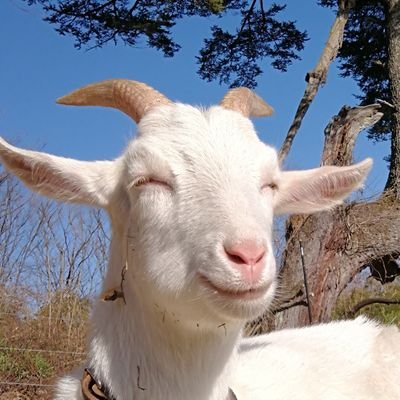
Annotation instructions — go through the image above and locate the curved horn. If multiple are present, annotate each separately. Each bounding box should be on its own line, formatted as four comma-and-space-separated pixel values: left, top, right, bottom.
220, 87, 274, 118
57, 79, 171, 123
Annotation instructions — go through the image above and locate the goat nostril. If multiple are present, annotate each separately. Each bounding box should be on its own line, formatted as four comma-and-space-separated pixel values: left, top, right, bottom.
224, 243, 266, 266
226, 252, 247, 265
254, 250, 265, 264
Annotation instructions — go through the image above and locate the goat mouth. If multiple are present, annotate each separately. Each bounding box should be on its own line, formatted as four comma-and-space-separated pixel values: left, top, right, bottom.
198, 274, 269, 300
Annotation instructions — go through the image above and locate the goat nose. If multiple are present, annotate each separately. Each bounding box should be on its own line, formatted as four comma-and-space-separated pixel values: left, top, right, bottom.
224, 241, 266, 266
224, 240, 266, 284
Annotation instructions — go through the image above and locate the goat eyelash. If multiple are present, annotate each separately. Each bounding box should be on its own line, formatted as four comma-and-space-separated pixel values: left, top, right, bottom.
132, 176, 151, 187
129, 176, 172, 190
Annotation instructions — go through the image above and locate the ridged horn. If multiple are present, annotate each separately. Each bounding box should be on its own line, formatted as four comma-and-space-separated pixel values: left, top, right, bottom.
57, 79, 171, 123
220, 87, 274, 118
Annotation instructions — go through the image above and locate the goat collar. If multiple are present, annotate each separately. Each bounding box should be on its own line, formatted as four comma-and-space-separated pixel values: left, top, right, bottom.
81, 368, 238, 400
81, 368, 115, 400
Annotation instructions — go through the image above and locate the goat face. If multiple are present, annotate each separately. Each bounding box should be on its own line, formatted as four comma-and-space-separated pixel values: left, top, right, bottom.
0, 79, 372, 327
122, 104, 279, 322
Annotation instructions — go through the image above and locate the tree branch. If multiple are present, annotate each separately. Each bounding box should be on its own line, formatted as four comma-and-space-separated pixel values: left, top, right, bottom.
349, 297, 400, 317
238, 0, 257, 35
279, 0, 356, 162
272, 298, 308, 314
270, 285, 306, 315
259, 0, 266, 25
345, 197, 400, 261
321, 103, 384, 166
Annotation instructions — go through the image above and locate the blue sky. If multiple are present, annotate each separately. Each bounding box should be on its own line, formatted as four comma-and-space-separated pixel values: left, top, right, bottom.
0, 0, 389, 195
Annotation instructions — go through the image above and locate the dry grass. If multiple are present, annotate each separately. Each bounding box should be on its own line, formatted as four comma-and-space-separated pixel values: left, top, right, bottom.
0, 288, 89, 399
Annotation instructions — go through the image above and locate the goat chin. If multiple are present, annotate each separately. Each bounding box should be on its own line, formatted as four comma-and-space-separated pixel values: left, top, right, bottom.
0, 79, 395, 400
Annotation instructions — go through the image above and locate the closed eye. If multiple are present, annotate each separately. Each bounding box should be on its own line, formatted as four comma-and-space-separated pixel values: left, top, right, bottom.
130, 176, 172, 190
261, 182, 278, 192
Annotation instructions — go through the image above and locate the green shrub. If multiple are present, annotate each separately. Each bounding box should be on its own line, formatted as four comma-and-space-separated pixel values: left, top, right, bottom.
33, 353, 53, 378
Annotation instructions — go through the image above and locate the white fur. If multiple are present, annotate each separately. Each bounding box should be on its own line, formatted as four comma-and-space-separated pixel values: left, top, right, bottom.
0, 95, 397, 400
233, 317, 400, 399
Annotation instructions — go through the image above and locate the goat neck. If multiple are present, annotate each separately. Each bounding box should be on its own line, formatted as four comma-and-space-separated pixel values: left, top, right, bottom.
86, 230, 243, 400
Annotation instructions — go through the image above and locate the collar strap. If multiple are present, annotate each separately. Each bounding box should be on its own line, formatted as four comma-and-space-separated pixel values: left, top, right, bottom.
81, 368, 115, 400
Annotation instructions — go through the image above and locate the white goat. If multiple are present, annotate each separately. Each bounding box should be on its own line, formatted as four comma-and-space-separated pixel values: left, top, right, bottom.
0, 80, 399, 400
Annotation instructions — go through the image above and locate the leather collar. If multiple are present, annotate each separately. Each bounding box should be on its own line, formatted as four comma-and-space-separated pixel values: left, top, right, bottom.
81, 368, 115, 400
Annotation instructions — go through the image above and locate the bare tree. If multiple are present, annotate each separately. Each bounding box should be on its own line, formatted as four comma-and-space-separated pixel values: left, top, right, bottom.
270, 0, 400, 329
0, 169, 40, 293
0, 166, 109, 314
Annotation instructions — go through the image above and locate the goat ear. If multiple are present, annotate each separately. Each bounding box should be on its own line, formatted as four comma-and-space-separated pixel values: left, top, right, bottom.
0, 138, 118, 208
274, 159, 372, 215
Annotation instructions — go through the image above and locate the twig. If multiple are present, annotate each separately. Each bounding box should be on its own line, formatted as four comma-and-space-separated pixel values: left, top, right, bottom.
218, 322, 227, 336
376, 98, 396, 109
102, 263, 128, 303
299, 241, 312, 324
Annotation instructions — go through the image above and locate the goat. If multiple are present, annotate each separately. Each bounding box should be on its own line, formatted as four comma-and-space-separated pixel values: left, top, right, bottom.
0, 80, 399, 400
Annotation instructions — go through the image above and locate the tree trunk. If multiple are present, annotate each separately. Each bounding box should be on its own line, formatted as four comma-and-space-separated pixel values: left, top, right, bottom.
385, 0, 400, 197
272, 103, 400, 329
